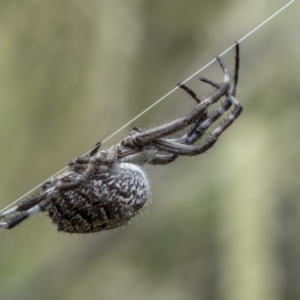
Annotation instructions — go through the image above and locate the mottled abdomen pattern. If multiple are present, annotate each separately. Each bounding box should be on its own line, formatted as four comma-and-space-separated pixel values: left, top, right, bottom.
40, 162, 150, 233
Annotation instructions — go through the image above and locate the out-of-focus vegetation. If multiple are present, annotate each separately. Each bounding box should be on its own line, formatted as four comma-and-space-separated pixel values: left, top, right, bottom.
0, 1, 299, 299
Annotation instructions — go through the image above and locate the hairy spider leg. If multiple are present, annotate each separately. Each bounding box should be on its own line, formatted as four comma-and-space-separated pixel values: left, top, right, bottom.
0, 205, 41, 229
150, 91, 242, 156
177, 99, 233, 145
200, 43, 239, 96
147, 97, 234, 165
0, 172, 89, 229
183, 44, 240, 143
188, 42, 240, 144
148, 43, 241, 165
150, 98, 242, 156
177, 83, 201, 103
121, 57, 230, 149
232, 42, 240, 97
186, 42, 240, 144
89, 141, 102, 156
177, 83, 209, 135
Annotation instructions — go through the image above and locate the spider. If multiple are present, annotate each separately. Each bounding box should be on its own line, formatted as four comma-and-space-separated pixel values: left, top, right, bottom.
0, 43, 242, 234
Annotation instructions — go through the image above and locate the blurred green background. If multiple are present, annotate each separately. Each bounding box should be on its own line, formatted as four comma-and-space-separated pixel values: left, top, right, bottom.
0, 0, 299, 299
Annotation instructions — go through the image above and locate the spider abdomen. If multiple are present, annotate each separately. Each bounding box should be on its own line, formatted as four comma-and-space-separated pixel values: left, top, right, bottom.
41, 163, 150, 233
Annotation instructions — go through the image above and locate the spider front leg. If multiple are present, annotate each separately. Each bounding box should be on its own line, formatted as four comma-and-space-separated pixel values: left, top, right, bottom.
147, 98, 233, 165
177, 97, 233, 145
186, 43, 240, 144
122, 56, 230, 149
184, 42, 240, 145
148, 43, 241, 165
148, 97, 242, 164
0, 207, 41, 229
0, 193, 46, 229
200, 42, 239, 96
153, 80, 212, 162
152, 97, 242, 157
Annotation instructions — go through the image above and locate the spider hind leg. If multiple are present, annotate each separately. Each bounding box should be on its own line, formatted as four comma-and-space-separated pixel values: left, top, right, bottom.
0, 179, 83, 230
0, 205, 41, 229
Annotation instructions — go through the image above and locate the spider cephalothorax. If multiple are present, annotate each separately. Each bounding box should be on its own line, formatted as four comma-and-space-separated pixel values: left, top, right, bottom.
0, 43, 242, 233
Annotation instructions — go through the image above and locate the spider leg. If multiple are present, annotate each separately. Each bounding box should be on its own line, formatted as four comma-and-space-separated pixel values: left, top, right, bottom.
178, 98, 232, 145
0, 193, 47, 219
148, 45, 242, 166
148, 154, 177, 165
89, 141, 102, 156
68, 141, 102, 166
148, 97, 233, 165
0, 191, 48, 229
180, 43, 240, 146
133, 81, 208, 165
177, 83, 208, 136
152, 98, 242, 156
199, 43, 239, 94
0, 180, 82, 220
177, 83, 201, 103
0, 205, 41, 229
130, 80, 211, 163
132, 126, 146, 133
181, 43, 240, 145
0, 170, 90, 230
122, 84, 230, 146
231, 42, 240, 97
69, 145, 141, 167
149, 94, 242, 165
199, 78, 220, 89
122, 56, 230, 148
